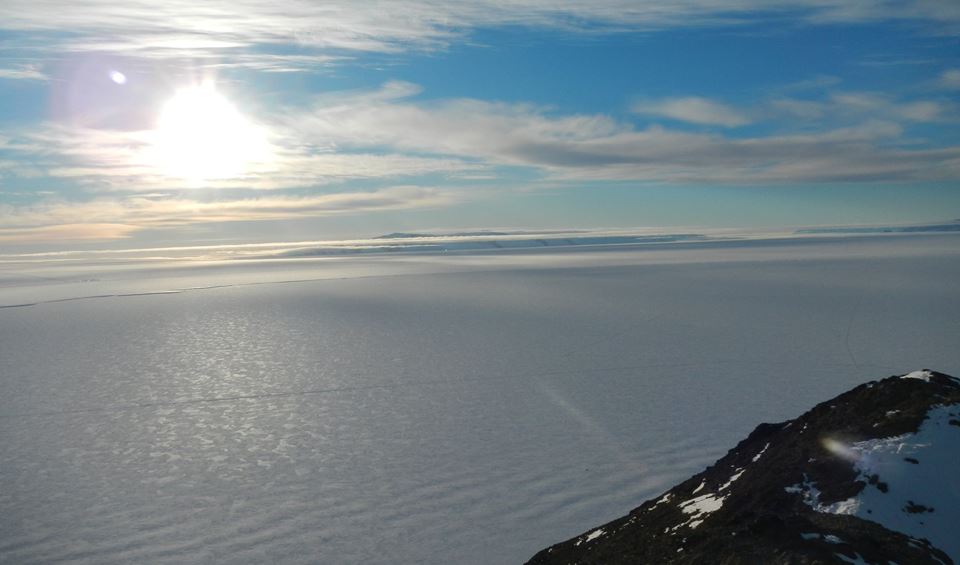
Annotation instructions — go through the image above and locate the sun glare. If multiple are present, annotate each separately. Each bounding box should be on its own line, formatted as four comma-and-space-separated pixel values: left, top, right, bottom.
152, 83, 270, 181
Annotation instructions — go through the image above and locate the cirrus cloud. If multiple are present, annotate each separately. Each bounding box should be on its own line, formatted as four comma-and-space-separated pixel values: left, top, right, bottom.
0, 186, 458, 242
940, 68, 960, 89
4, 120, 483, 192
631, 97, 751, 127
286, 82, 960, 184
0, 1, 958, 70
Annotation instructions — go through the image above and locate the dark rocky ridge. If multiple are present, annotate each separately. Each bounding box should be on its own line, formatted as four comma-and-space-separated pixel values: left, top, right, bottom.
527, 370, 960, 564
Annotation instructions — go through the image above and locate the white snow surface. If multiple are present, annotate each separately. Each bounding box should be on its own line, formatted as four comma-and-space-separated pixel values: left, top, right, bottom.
901, 370, 935, 382
834, 552, 871, 564
751, 442, 770, 463
718, 468, 745, 491
677, 492, 726, 530
802, 533, 845, 544
792, 405, 960, 562
680, 493, 726, 516
574, 528, 607, 546
651, 493, 674, 509
1, 234, 958, 564
786, 476, 860, 515
840, 405, 960, 562
674, 466, 749, 530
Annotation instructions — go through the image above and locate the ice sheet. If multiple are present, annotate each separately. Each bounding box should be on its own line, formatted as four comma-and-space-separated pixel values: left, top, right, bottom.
1, 234, 958, 564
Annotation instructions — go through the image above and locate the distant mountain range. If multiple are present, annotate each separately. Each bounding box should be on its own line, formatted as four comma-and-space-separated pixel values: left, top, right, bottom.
272, 233, 709, 257
527, 370, 960, 564
230, 221, 960, 260
374, 230, 578, 239
796, 220, 960, 235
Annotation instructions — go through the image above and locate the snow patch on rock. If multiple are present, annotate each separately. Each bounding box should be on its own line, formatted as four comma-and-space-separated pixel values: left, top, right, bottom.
672, 465, 751, 531
901, 370, 934, 382
574, 528, 606, 546
802, 532, 846, 544
793, 404, 960, 562
752, 442, 770, 463
841, 405, 960, 562
834, 551, 871, 564
677, 492, 726, 530
679, 493, 725, 517
649, 492, 672, 510
785, 476, 859, 515
719, 468, 745, 491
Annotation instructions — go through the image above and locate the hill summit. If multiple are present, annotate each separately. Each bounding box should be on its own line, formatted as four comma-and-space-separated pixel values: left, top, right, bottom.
528, 370, 960, 564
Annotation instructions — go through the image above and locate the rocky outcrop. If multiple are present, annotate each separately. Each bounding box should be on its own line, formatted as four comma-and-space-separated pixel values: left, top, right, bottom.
527, 370, 960, 564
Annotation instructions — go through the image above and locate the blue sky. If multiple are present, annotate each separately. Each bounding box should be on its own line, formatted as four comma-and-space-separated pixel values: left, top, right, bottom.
0, 1, 958, 250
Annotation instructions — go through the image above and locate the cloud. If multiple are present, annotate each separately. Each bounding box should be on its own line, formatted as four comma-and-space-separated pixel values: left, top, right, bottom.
4, 80, 956, 196
830, 92, 887, 111
0, 1, 958, 67
4, 121, 481, 191
802, 0, 960, 27
631, 97, 750, 127
0, 223, 139, 243
0, 186, 457, 241
897, 101, 941, 121
823, 92, 944, 122
770, 91, 948, 124
940, 69, 960, 89
285, 83, 960, 184
769, 98, 825, 120
0, 64, 46, 81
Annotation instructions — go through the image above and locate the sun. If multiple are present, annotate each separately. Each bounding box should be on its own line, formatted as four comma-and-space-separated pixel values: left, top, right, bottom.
151, 83, 270, 181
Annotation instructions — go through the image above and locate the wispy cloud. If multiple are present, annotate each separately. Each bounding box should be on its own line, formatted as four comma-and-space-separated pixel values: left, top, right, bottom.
769, 98, 825, 120
940, 68, 960, 89
2, 2, 956, 247
4, 121, 481, 191
0, 186, 457, 241
0, 223, 139, 243
0, 64, 46, 81
286, 82, 960, 184
4, 79, 956, 199
631, 97, 750, 127
772, 91, 947, 123
0, 1, 958, 68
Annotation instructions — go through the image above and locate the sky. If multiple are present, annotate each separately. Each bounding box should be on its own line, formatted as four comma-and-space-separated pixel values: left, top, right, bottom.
0, 1, 958, 251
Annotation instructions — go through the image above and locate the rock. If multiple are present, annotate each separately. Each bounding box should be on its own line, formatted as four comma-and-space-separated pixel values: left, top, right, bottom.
527, 370, 960, 565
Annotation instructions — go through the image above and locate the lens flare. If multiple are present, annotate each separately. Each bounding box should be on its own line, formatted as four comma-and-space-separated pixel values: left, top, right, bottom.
821, 437, 859, 462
